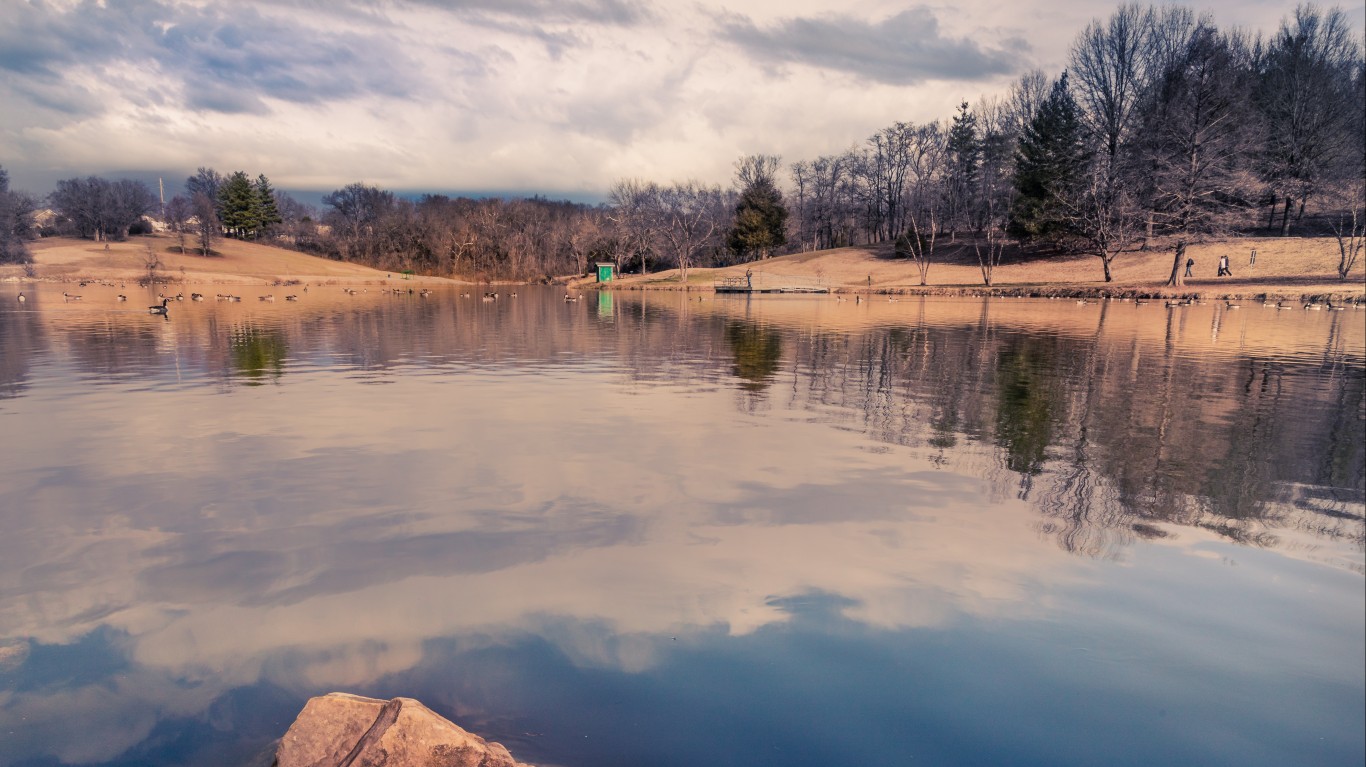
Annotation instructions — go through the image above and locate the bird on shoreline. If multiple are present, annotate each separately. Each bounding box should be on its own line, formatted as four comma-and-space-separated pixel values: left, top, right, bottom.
117, 295, 127, 302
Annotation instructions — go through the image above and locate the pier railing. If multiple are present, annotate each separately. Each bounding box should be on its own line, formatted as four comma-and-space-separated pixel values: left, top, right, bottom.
715, 272, 829, 293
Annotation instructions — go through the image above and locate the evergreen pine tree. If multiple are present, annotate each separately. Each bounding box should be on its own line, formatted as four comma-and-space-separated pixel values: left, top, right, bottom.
255, 174, 283, 236
217, 171, 260, 238
727, 177, 788, 259
1009, 71, 1090, 240
947, 101, 982, 235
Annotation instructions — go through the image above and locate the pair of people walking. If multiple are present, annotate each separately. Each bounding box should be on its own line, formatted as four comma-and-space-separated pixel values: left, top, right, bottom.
1185, 254, 1234, 278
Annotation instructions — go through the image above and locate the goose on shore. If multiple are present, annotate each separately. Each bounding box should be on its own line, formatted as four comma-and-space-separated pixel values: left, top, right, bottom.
285, 295, 298, 301
117, 295, 127, 302
149, 298, 170, 315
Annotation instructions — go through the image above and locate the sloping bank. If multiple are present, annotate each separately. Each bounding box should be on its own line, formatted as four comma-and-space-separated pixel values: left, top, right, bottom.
599, 280, 1365, 304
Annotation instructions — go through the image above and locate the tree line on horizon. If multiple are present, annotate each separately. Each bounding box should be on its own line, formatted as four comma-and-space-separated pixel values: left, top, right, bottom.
1, 3, 1361, 282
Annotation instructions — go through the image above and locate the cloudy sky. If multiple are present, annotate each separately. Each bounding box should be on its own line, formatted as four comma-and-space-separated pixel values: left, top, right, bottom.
0, 0, 1355, 202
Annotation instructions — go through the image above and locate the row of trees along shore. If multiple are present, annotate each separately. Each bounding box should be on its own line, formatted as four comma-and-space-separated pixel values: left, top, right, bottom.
3, 4, 1362, 283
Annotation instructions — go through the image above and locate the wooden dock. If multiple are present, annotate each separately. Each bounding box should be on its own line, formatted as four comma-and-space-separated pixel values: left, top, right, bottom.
714, 276, 829, 294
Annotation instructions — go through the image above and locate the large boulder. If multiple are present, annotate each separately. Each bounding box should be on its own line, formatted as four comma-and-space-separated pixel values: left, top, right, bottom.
274, 692, 533, 767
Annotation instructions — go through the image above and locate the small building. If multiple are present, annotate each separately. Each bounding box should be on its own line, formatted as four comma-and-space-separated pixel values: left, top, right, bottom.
595, 262, 616, 283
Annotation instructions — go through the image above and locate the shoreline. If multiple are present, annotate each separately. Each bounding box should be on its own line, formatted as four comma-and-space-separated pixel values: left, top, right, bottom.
597, 280, 1365, 303
6, 234, 1363, 303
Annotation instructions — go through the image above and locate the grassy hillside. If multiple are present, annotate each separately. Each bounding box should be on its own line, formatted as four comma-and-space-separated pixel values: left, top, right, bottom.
603, 236, 1365, 300
1, 234, 459, 285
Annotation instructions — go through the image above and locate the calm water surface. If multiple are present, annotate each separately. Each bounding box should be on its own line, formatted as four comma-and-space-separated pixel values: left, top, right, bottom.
0, 284, 1362, 767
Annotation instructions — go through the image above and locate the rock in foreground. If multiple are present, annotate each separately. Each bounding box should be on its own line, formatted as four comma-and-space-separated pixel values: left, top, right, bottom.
274, 692, 533, 767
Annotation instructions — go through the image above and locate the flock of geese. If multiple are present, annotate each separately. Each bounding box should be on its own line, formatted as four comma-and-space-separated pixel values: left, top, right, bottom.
18, 289, 1360, 314
17, 285, 596, 315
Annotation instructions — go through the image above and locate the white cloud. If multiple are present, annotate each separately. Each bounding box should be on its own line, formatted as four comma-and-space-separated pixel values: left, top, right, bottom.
0, 0, 1354, 199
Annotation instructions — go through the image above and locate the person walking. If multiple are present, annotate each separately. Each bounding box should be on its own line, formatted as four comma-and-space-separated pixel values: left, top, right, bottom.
1218, 254, 1231, 277
1184, 257, 1194, 278
745, 268, 753, 289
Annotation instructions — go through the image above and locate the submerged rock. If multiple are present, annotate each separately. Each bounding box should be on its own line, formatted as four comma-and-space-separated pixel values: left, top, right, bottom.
274, 692, 532, 767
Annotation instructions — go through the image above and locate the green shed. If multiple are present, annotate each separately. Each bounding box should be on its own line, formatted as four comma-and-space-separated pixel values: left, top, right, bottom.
595, 262, 616, 283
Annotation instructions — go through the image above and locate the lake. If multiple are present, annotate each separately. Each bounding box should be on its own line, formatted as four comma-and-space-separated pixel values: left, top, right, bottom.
1, 284, 1362, 767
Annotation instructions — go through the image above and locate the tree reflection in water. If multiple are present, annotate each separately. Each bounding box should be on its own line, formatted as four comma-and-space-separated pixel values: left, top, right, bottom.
229, 325, 287, 384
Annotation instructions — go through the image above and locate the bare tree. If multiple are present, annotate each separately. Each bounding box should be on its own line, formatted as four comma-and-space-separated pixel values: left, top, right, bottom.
49, 176, 155, 241
659, 181, 726, 283
1064, 162, 1145, 282
734, 155, 782, 191
0, 166, 36, 264
796, 154, 856, 250
970, 97, 1016, 286
1255, 5, 1363, 235
897, 124, 948, 286
191, 192, 219, 256
164, 195, 191, 253
973, 195, 1009, 286
1007, 69, 1052, 137
607, 179, 662, 275
1328, 181, 1365, 280
1071, 4, 1153, 167
1138, 21, 1257, 286
789, 160, 810, 250
859, 123, 918, 241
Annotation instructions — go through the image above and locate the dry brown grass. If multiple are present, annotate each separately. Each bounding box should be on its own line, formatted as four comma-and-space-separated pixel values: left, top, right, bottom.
1, 234, 462, 286
604, 236, 1366, 301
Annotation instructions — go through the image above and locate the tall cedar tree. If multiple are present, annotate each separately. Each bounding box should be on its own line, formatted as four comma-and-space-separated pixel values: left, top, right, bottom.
217, 171, 260, 237
255, 174, 283, 235
947, 101, 982, 238
1009, 72, 1090, 240
728, 176, 788, 259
